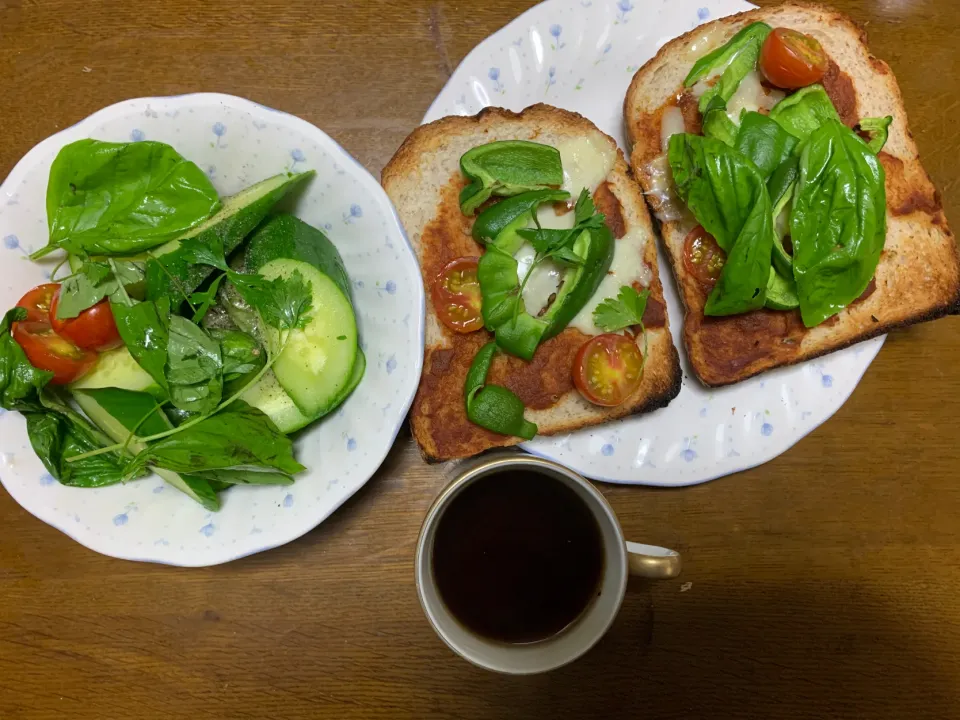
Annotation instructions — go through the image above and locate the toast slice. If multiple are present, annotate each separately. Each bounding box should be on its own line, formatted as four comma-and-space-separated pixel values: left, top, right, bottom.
383, 104, 681, 462
624, 2, 960, 387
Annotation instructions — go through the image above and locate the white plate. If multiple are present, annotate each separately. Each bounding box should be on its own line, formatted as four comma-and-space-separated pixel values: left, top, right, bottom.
424, 0, 883, 486
0, 93, 425, 565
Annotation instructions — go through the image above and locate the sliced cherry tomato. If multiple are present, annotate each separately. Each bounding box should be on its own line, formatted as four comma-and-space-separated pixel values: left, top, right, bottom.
15, 283, 59, 323
573, 334, 644, 407
49, 290, 123, 351
432, 256, 484, 333
683, 226, 726, 291
760, 27, 828, 89
12, 321, 98, 384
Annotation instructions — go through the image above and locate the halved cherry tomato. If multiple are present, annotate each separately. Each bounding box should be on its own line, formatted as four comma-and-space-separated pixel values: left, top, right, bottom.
573, 334, 644, 407
50, 290, 122, 351
15, 283, 59, 323
683, 226, 726, 291
760, 27, 828, 90
432, 256, 484, 333
12, 321, 98, 384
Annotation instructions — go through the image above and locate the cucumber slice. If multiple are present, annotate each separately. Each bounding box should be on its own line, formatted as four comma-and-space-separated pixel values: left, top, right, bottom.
145, 172, 313, 301
241, 370, 314, 434
245, 214, 352, 299
70, 347, 163, 397
258, 259, 358, 418
72, 388, 219, 511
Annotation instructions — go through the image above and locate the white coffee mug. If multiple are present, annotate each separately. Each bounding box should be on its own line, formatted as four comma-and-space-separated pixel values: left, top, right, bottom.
415, 453, 681, 674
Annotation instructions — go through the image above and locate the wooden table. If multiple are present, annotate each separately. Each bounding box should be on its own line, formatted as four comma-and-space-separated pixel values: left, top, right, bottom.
2, 1, 959, 717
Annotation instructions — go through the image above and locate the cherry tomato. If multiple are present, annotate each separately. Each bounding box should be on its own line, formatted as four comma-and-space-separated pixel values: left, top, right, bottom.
573, 334, 644, 407
432, 256, 484, 333
759, 27, 828, 89
49, 290, 123, 351
12, 321, 98, 384
683, 226, 726, 291
15, 283, 59, 323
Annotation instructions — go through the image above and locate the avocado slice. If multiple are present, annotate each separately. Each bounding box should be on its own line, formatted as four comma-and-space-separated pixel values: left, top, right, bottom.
145, 172, 313, 301
72, 387, 220, 511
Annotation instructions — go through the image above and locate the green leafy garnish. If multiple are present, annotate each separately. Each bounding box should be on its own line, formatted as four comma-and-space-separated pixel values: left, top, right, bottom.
33, 139, 220, 258
593, 286, 650, 333
55, 259, 144, 320
230, 271, 314, 332
165, 315, 223, 415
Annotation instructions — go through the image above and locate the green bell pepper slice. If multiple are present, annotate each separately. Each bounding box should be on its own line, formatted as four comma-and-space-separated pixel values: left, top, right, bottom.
464, 341, 537, 439
472, 188, 571, 252
459, 141, 564, 215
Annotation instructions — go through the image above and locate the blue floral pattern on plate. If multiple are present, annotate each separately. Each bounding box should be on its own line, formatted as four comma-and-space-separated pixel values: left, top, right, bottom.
423, 0, 886, 487
0, 93, 424, 565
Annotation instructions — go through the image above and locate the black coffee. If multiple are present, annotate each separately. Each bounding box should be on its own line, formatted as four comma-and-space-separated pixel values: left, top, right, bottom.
431, 469, 604, 644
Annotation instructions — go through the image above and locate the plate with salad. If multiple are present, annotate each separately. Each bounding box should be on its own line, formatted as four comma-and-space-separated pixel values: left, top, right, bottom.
0, 93, 424, 565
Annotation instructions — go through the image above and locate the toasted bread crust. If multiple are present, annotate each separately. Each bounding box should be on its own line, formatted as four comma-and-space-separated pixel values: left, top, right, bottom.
624, 2, 960, 387
383, 104, 681, 461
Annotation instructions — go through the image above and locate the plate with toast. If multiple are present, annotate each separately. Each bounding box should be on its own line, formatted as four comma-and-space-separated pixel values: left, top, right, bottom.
384, 0, 959, 485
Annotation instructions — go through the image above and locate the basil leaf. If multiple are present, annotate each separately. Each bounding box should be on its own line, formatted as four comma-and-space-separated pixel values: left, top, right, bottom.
194, 469, 294, 485
669, 133, 773, 315
0, 308, 53, 411
791, 120, 886, 327
229, 271, 314, 331
35, 139, 220, 258
858, 116, 893, 154
463, 343, 537, 440
127, 401, 305, 477
459, 141, 564, 215
55, 260, 144, 320
165, 315, 222, 415
703, 109, 739, 147
111, 297, 171, 392
593, 285, 650, 333
25, 390, 138, 487
209, 328, 264, 382
768, 85, 841, 141
768, 156, 800, 215
693, 23, 772, 115
477, 246, 521, 330
735, 112, 799, 181
684, 22, 772, 88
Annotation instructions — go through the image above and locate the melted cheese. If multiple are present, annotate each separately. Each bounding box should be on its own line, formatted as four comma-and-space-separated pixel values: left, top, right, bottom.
642, 154, 685, 223
568, 222, 652, 337
555, 136, 616, 196
661, 106, 686, 152
725, 70, 785, 123
683, 24, 730, 62
516, 244, 563, 316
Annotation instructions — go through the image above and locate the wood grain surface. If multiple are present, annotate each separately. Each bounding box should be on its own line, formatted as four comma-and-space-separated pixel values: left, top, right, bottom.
2, 1, 959, 717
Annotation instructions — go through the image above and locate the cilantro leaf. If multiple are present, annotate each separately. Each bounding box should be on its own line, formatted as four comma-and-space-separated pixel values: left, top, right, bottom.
573, 188, 596, 225
230, 271, 314, 331
188, 274, 226, 324
593, 285, 650, 333
177, 235, 229, 272
517, 227, 574, 255
550, 246, 584, 267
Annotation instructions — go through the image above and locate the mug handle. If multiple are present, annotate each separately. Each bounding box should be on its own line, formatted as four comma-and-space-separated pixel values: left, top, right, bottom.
625, 541, 682, 579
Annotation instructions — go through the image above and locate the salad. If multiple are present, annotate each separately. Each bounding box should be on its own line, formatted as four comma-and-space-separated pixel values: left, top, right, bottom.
0, 139, 364, 511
